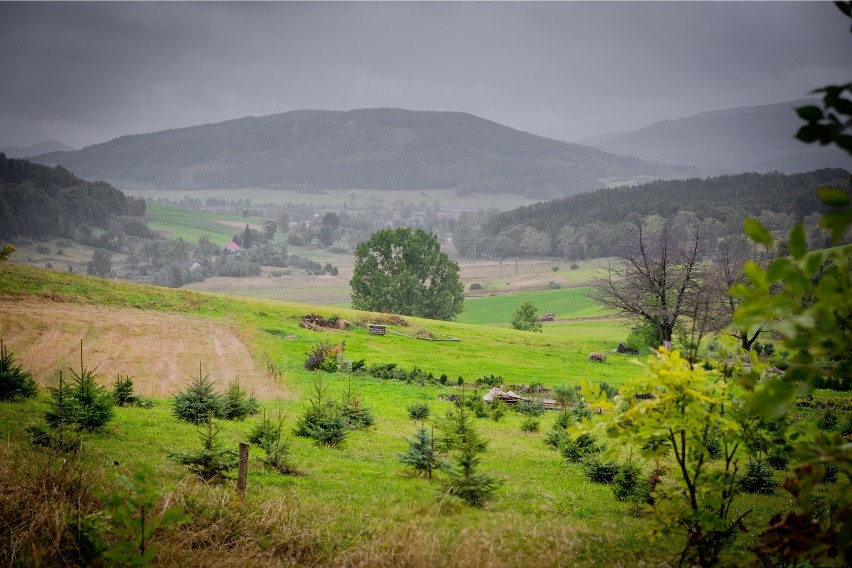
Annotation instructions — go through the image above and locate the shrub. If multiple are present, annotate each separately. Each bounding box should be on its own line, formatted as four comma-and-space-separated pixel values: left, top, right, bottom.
737, 459, 777, 494
294, 377, 348, 446
111, 374, 136, 407
172, 366, 227, 425
569, 263, 579, 270
407, 401, 430, 421
583, 457, 620, 484
561, 433, 601, 463
515, 398, 545, 417
439, 389, 501, 507
249, 409, 278, 448
548, 281, 562, 290
252, 411, 297, 475
304, 343, 342, 373
520, 417, 540, 433
339, 388, 375, 430
817, 410, 839, 431
613, 458, 643, 501
45, 346, 114, 433
489, 399, 507, 422
0, 339, 38, 401
397, 425, 439, 479
468, 282, 483, 290
598, 381, 618, 400
544, 427, 571, 450
171, 419, 238, 481
222, 378, 260, 421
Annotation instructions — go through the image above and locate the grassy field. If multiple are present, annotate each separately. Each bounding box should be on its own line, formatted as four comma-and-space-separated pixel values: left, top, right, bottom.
458, 287, 609, 325
0, 263, 845, 567
145, 202, 269, 244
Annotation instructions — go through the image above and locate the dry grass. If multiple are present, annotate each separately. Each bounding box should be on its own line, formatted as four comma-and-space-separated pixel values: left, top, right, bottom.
0, 299, 287, 399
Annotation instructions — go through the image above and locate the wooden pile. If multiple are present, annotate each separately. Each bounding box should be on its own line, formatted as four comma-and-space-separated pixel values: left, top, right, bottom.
482, 387, 560, 410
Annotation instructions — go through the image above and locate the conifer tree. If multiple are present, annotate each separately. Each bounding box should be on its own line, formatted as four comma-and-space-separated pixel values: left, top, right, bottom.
398, 425, 439, 480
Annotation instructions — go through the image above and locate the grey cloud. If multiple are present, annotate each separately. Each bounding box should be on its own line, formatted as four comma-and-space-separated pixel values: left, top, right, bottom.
1, 1, 850, 147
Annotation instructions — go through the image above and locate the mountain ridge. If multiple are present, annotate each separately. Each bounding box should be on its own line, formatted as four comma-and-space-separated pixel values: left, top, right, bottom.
29, 108, 689, 198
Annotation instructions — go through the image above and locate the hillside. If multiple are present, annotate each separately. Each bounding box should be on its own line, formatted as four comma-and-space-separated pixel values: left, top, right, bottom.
30, 108, 688, 198
582, 100, 851, 174
479, 168, 850, 259
0, 154, 146, 241
0, 141, 75, 158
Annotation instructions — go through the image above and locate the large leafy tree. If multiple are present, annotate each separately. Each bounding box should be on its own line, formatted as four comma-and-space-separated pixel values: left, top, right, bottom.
350, 228, 464, 320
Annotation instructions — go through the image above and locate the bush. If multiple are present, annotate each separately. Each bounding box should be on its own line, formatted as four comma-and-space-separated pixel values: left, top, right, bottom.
544, 427, 571, 450
561, 433, 601, 463
0, 339, 38, 401
613, 459, 643, 501
111, 375, 136, 407
515, 399, 545, 417
737, 459, 777, 494
45, 348, 114, 433
304, 343, 343, 373
520, 417, 540, 433
294, 377, 348, 446
397, 425, 439, 479
817, 410, 839, 431
548, 281, 562, 290
172, 366, 227, 425
251, 411, 297, 475
625, 321, 664, 353
468, 282, 483, 291
222, 378, 260, 421
171, 419, 238, 481
583, 457, 620, 484
489, 399, 507, 422
407, 401, 430, 421
569, 263, 579, 270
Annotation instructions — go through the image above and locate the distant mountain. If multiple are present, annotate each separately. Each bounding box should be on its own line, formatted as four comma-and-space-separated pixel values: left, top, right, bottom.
0, 141, 75, 159
582, 100, 850, 174
29, 108, 690, 198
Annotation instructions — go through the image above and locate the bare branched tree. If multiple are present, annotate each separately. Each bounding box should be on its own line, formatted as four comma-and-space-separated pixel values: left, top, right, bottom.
591, 215, 712, 349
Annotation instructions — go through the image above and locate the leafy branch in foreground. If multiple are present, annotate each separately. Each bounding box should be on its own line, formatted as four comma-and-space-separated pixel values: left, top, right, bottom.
574, 348, 749, 568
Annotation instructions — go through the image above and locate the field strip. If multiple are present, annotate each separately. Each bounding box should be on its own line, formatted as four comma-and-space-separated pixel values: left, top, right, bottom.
0, 299, 290, 399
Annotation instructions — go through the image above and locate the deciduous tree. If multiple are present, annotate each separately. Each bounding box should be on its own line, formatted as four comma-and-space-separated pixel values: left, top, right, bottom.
350, 228, 464, 320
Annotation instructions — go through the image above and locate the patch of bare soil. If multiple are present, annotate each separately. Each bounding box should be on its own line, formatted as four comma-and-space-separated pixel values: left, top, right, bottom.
0, 299, 289, 399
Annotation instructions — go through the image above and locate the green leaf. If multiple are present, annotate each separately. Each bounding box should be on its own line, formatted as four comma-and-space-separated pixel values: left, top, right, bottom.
788, 224, 807, 259
747, 379, 795, 420
820, 210, 852, 244
743, 218, 772, 246
795, 123, 824, 143
795, 105, 824, 121
817, 185, 851, 207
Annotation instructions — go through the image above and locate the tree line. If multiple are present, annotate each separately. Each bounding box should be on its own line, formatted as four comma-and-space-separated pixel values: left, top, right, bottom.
0, 154, 146, 242
454, 168, 850, 260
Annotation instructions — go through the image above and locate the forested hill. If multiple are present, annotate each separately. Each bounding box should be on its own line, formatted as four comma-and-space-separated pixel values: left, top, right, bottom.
583, 100, 851, 174
0, 154, 145, 241
30, 108, 688, 197
468, 169, 850, 260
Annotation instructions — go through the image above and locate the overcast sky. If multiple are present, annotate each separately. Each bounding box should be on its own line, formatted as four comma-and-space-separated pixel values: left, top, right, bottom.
1, 1, 850, 148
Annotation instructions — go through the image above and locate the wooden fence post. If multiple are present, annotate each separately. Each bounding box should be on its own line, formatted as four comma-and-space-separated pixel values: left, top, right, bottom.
237, 442, 249, 503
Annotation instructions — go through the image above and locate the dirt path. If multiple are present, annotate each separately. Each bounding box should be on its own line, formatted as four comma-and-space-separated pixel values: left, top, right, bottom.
0, 299, 289, 399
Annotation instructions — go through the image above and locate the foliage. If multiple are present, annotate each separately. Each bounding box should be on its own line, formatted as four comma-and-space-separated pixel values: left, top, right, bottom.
625, 320, 665, 353
575, 349, 748, 568
397, 425, 439, 480
612, 458, 644, 502
816, 410, 839, 432
515, 398, 545, 417
44, 347, 114, 433
0, 339, 38, 401
171, 418, 239, 481
339, 385, 375, 431
510, 301, 542, 332
350, 228, 464, 320
439, 389, 501, 507
304, 343, 343, 373
520, 417, 540, 433
172, 366, 227, 425
293, 377, 348, 447
406, 401, 430, 421
737, 459, 777, 495
101, 467, 188, 565
583, 456, 620, 484
560, 432, 601, 463
222, 378, 260, 421
87, 248, 113, 278
112, 374, 136, 407
254, 411, 297, 475
0, 244, 14, 262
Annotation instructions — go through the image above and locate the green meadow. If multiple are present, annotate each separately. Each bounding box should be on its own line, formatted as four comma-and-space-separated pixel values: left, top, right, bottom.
144, 202, 268, 244
458, 287, 609, 326
0, 263, 845, 566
